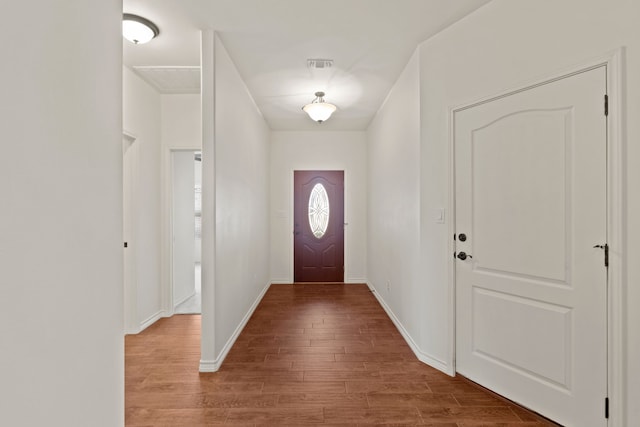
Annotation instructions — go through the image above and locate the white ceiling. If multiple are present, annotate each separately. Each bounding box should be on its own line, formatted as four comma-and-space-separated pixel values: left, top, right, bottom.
132, 66, 201, 94
123, 0, 492, 131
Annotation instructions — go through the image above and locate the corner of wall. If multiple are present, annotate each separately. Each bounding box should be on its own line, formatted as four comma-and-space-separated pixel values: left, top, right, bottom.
366, 281, 453, 376
200, 282, 272, 372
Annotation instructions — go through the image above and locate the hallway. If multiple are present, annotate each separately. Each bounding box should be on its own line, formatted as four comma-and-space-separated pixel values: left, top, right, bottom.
174, 263, 202, 314
126, 284, 556, 426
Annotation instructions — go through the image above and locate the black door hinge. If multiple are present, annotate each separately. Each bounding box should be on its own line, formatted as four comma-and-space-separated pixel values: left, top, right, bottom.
605, 397, 609, 419
604, 94, 609, 116
594, 244, 609, 268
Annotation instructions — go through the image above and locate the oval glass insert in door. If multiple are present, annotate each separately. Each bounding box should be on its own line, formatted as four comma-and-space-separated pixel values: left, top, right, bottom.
308, 183, 330, 238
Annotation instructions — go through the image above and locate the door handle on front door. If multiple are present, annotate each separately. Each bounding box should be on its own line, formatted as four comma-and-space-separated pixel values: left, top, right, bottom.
457, 251, 472, 260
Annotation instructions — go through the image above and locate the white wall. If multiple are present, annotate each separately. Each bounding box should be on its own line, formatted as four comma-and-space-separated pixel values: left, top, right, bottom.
161, 94, 202, 149
366, 52, 425, 361
123, 67, 163, 330
0, 1, 123, 425
200, 33, 271, 368
414, 0, 639, 424
270, 131, 368, 283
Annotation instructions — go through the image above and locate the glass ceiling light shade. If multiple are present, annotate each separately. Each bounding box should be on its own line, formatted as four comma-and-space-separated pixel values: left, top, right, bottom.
302, 92, 337, 123
122, 14, 159, 44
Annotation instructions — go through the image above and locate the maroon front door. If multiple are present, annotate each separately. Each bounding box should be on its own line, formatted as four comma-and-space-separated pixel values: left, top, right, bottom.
294, 170, 344, 282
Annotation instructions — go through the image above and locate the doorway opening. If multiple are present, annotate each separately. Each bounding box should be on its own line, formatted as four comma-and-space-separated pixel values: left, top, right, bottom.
172, 150, 202, 314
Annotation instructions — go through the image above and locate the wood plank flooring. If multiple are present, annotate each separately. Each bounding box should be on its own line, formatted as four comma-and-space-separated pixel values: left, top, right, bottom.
126, 284, 558, 426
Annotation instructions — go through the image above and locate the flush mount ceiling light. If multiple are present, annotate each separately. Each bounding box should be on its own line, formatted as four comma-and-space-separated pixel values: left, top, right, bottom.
302, 91, 337, 123
122, 14, 159, 44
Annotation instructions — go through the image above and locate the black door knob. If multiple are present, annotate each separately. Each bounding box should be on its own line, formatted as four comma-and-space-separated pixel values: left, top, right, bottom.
458, 233, 467, 242
457, 251, 472, 260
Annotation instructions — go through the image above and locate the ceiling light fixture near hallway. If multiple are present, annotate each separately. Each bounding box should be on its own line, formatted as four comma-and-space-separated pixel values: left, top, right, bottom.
302, 92, 337, 123
122, 14, 159, 44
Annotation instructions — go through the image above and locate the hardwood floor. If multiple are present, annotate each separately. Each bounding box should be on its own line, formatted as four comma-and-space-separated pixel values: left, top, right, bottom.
126, 284, 558, 426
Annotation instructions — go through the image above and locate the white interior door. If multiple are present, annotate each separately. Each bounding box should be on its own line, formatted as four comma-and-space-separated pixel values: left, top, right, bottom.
454, 67, 608, 426
172, 151, 196, 308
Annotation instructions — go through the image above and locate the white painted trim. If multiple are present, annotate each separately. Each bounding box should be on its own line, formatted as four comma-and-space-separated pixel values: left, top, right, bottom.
198, 359, 217, 372
200, 29, 216, 367
605, 48, 625, 427
160, 147, 171, 317
344, 170, 349, 282
124, 326, 141, 335
139, 310, 166, 333
366, 282, 449, 374
271, 280, 293, 285
448, 49, 626, 426
287, 169, 295, 283
173, 290, 196, 308
446, 106, 457, 377
199, 282, 271, 372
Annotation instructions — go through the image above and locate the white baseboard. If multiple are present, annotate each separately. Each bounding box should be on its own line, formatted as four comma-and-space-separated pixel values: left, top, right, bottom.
125, 311, 164, 335
270, 280, 293, 285
125, 326, 141, 335
199, 359, 217, 373
199, 282, 271, 373
174, 291, 196, 308
139, 310, 166, 333
366, 281, 451, 375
